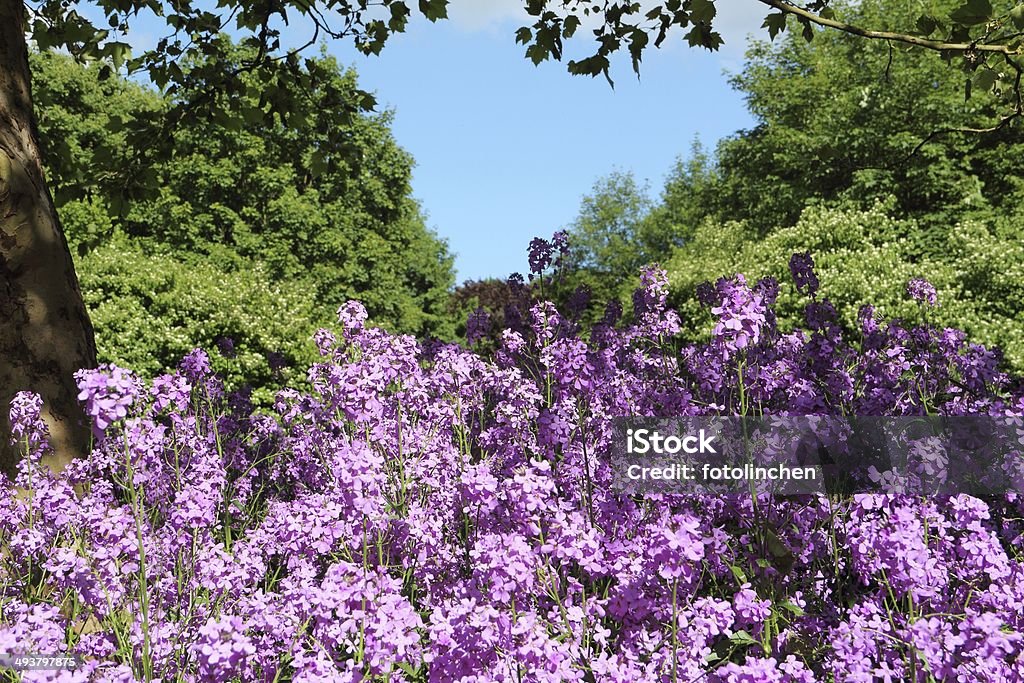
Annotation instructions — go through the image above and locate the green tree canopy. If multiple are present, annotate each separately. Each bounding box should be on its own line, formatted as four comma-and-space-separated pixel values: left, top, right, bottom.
664, 203, 1024, 371
658, 0, 1024, 241
558, 171, 653, 310
557, 0, 1024, 369
18, 45, 458, 415
32, 46, 457, 356
78, 237, 322, 404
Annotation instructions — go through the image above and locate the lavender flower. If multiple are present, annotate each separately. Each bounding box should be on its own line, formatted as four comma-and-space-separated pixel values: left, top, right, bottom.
215, 336, 237, 358
8, 391, 48, 449
2, 245, 1023, 682
466, 306, 491, 345
75, 365, 141, 434
710, 275, 766, 353
907, 276, 939, 306
789, 251, 819, 296
528, 236, 555, 275
195, 616, 256, 681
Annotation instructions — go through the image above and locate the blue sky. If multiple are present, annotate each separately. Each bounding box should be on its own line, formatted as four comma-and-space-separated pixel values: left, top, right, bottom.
96, 1, 770, 282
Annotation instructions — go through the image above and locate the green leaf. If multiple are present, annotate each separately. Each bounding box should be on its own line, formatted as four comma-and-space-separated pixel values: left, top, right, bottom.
628, 28, 648, 74
418, 0, 448, 22
800, 17, 814, 42
525, 43, 550, 65
689, 0, 715, 24
240, 105, 264, 125
949, 0, 993, 25
731, 630, 759, 646
395, 662, 419, 677
567, 54, 612, 85
389, 3, 411, 31
515, 27, 533, 45
781, 601, 805, 616
685, 24, 722, 49
729, 564, 748, 584
915, 14, 938, 35
104, 41, 132, 69
562, 15, 580, 38
973, 67, 998, 92
1010, 4, 1024, 30
359, 91, 377, 111
762, 12, 788, 39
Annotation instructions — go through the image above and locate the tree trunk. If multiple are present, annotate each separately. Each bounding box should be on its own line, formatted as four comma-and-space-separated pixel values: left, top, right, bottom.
0, 0, 96, 477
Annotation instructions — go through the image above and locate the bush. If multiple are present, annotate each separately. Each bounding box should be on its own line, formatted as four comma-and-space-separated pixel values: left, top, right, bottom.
33, 47, 459, 346
666, 203, 1024, 371
78, 238, 323, 405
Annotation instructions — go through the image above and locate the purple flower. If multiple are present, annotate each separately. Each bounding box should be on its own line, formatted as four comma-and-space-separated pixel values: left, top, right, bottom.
179, 348, 212, 381
337, 300, 369, 336
907, 277, 938, 306
527, 236, 555, 275
266, 350, 289, 372
466, 307, 491, 345
312, 328, 337, 357
566, 284, 592, 319
710, 275, 766, 353
507, 271, 526, 295
732, 583, 772, 634
5, 242, 1024, 683
789, 251, 819, 296
696, 280, 717, 307
551, 229, 569, 256
150, 373, 191, 413
195, 615, 256, 682
859, 304, 880, 335
756, 276, 780, 305
215, 336, 236, 358
75, 364, 141, 434
8, 391, 48, 450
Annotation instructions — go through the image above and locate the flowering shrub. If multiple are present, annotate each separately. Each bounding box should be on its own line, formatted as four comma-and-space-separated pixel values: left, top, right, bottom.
3, 240, 1024, 682
666, 204, 1024, 372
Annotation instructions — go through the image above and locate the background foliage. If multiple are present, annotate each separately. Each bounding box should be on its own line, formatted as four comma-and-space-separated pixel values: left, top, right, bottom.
32, 46, 458, 396
665, 204, 1024, 369
25, 0, 1024, 379
78, 238, 319, 405
559, 0, 1024, 370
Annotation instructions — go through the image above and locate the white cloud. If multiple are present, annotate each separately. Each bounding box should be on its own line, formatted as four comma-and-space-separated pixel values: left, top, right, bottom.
446, 0, 530, 32
715, 2, 772, 51
712, 2, 774, 71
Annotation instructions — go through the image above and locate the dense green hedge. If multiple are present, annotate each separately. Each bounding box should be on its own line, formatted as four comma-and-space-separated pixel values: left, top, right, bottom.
665, 204, 1024, 370
78, 238, 322, 405
33, 45, 457, 395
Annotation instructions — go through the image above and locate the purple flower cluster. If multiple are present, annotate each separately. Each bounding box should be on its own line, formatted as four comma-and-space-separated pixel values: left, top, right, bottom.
75, 364, 142, 434
3, 251, 1024, 681
788, 252, 819, 297
907, 276, 939, 306
527, 231, 570, 281
710, 275, 767, 354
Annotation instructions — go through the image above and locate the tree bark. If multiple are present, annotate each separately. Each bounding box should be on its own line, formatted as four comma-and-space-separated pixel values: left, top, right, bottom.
0, 0, 96, 477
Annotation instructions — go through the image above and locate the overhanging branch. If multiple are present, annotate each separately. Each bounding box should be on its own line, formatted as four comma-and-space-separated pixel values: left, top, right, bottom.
755, 0, 1024, 56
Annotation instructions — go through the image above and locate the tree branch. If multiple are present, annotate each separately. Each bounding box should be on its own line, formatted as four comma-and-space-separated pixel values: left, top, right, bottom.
755, 0, 1024, 56
909, 111, 1022, 158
